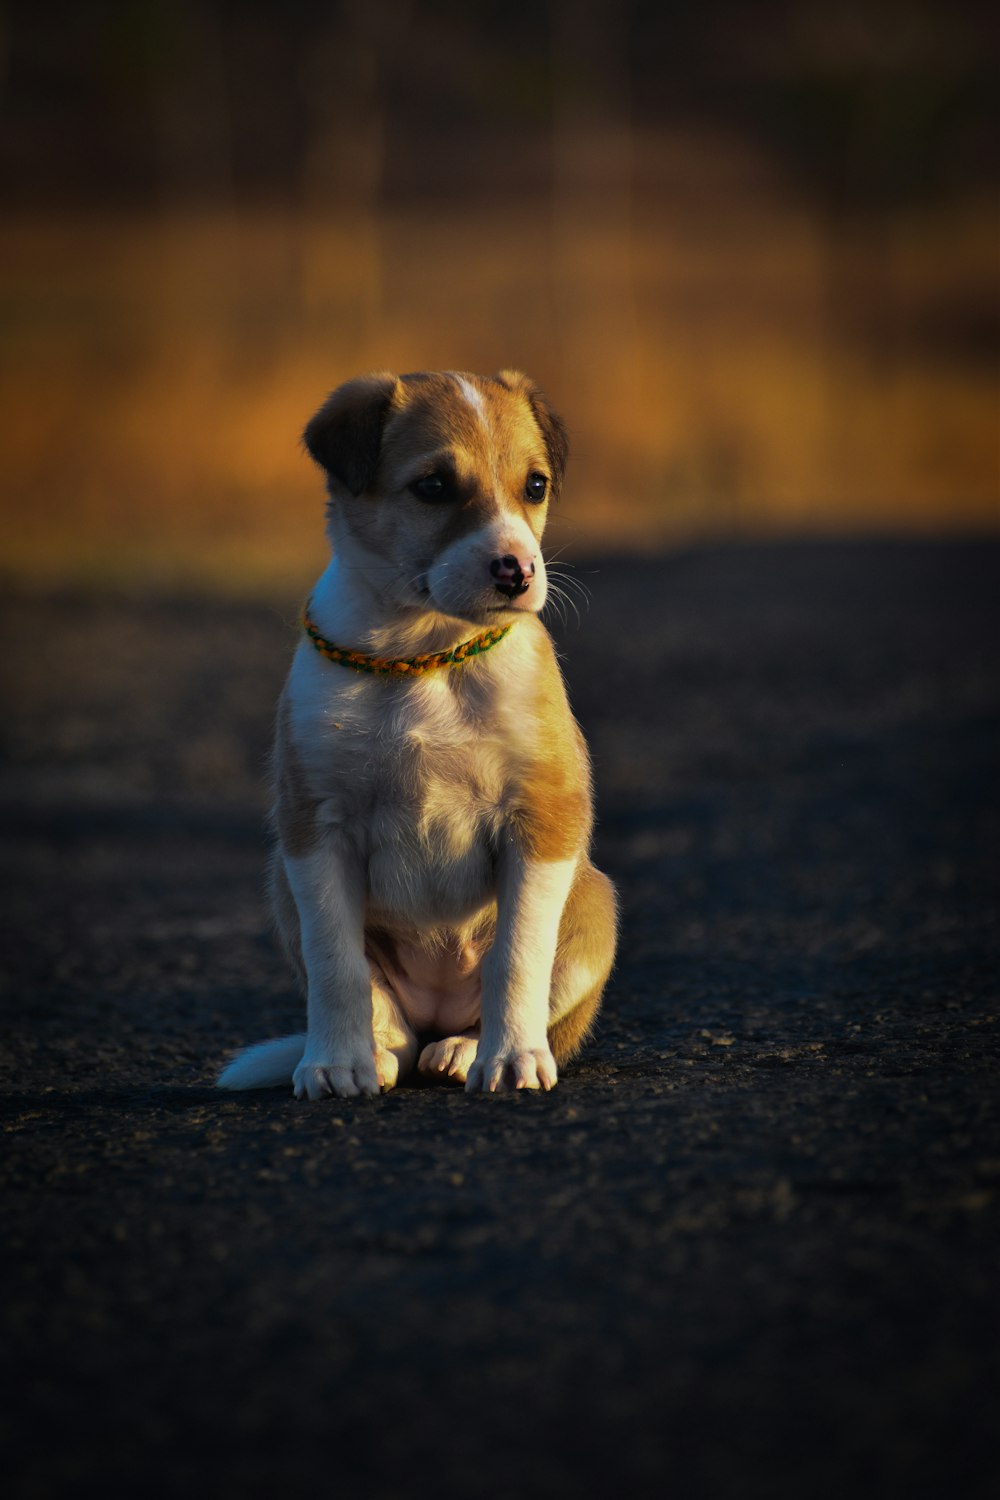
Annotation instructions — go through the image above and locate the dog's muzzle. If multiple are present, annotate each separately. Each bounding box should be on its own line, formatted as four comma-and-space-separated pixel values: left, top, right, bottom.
490, 554, 535, 599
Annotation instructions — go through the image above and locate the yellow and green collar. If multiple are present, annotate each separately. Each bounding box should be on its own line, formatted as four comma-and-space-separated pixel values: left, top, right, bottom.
301, 602, 513, 676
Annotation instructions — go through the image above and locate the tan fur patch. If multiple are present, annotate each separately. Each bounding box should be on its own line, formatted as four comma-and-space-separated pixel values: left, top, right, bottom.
547, 979, 605, 1064
509, 626, 594, 862
548, 862, 618, 1061
512, 766, 591, 863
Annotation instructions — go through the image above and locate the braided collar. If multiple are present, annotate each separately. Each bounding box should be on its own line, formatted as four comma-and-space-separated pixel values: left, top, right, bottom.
301, 602, 513, 676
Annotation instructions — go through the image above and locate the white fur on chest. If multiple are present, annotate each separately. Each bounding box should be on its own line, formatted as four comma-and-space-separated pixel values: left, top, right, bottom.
286, 630, 538, 927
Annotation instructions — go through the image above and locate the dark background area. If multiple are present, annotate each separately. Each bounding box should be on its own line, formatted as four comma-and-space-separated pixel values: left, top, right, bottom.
2, 543, 999, 1497
2, 0, 994, 209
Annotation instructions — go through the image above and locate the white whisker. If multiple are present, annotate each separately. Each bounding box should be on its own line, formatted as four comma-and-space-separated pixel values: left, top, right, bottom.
542, 580, 580, 630
545, 562, 591, 616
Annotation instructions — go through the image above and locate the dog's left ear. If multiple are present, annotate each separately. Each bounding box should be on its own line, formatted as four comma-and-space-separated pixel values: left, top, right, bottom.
303, 372, 400, 495
494, 369, 570, 491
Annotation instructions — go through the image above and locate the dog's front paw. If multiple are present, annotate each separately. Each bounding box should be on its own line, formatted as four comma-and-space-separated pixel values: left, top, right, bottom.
465, 1043, 558, 1094
417, 1034, 479, 1084
293, 1046, 382, 1100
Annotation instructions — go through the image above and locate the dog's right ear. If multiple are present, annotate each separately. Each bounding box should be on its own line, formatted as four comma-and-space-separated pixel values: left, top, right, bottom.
303, 372, 400, 495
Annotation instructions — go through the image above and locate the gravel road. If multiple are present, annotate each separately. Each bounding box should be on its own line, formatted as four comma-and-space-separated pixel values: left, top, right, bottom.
2, 541, 998, 1499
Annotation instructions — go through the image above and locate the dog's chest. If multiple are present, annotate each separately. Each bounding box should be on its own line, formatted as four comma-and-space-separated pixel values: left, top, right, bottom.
297, 663, 513, 921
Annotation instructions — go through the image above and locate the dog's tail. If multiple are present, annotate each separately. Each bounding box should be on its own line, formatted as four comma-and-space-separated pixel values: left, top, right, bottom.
216, 1034, 306, 1091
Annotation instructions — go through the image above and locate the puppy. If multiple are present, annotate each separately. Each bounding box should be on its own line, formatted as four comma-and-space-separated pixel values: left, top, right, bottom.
218, 369, 617, 1097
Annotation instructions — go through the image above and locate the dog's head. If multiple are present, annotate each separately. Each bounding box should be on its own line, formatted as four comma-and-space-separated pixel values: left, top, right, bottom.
303, 369, 568, 625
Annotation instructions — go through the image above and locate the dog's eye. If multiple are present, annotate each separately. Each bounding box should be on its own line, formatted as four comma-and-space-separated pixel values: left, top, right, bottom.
525, 472, 548, 503
410, 474, 449, 502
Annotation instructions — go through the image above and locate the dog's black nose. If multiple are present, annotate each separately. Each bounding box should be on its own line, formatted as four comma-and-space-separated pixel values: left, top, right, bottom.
490, 554, 535, 598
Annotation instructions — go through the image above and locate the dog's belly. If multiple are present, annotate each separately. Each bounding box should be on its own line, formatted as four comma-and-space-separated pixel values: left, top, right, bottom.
367, 929, 485, 1035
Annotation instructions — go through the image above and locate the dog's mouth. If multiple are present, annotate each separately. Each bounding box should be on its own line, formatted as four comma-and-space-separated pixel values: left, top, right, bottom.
438, 595, 541, 625
487, 599, 539, 615
412, 572, 541, 624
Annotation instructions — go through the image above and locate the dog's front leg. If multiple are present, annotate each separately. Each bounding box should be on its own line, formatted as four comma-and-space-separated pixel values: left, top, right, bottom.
284, 842, 380, 1099
467, 851, 577, 1093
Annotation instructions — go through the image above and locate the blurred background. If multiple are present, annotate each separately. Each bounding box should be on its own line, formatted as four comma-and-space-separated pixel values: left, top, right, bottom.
1, 0, 997, 597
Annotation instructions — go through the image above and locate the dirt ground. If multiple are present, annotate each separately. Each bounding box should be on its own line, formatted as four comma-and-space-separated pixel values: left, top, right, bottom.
1, 540, 998, 1499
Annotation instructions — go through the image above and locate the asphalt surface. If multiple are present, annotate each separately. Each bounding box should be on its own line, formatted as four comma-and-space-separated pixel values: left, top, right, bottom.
1, 541, 998, 1499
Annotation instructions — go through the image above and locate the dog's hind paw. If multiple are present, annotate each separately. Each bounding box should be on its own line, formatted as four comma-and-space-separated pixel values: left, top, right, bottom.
417, 1034, 479, 1084
465, 1044, 558, 1094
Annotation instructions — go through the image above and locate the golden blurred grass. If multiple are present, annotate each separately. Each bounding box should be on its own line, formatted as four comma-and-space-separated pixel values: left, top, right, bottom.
1, 180, 996, 598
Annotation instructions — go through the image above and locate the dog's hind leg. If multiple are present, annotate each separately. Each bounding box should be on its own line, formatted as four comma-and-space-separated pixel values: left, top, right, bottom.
546, 861, 618, 1066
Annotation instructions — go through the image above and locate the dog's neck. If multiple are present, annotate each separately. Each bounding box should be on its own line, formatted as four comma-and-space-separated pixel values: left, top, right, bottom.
309, 555, 498, 660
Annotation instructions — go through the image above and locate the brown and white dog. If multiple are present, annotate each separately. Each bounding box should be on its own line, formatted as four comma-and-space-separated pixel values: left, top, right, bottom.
217, 369, 617, 1097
